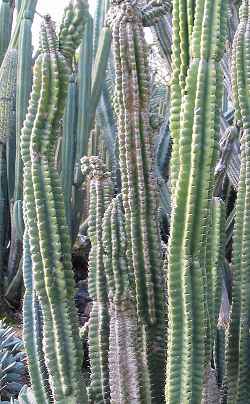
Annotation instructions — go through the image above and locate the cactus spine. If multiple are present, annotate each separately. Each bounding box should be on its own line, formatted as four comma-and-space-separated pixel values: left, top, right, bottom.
21, 4, 89, 401
166, 0, 228, 402
224, 2, 250, 402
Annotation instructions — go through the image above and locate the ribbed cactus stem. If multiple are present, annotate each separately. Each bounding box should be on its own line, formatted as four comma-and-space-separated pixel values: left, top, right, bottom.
81, 156, 112, 403
22, 220, 50, 403
166, 0, 228, 402
224, 1, 250, 402
0, 0, 14, 65
0, 49, 17, 291
107, 2, 166, 401
102, 195, 152, 404
21, 9, 88, 402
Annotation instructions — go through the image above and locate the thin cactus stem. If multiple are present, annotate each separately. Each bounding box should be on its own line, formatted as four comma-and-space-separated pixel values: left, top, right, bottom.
81, 156, 112, 404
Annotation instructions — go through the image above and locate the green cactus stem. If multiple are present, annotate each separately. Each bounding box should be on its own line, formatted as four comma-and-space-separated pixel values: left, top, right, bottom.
165, 0, 228, 402
21, 9, 88, 402
81, 156, 112, 404
102, 194, 152, 404
22, 221, 50, 403
107, 2, 166, 401
224, 2, 250, 402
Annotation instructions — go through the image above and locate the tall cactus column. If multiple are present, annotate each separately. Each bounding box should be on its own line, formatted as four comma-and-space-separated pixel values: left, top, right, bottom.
166, 0, 228, 402
224, 2, 250, 402
81, 156, 112, 404
21, 2, 89, 402
107, 1, 167, 402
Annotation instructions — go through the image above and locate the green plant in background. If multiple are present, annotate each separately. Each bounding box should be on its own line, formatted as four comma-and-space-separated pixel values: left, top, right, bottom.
166, 0, 228, 402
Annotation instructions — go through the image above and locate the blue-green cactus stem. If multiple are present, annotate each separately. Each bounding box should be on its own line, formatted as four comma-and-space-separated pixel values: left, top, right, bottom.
166, 0, 228, 402
71, 14, 93, 242
224, 1, 250, 402
0, 0, 14, 65
61, 74, 77, 233
81, 156, 112, 404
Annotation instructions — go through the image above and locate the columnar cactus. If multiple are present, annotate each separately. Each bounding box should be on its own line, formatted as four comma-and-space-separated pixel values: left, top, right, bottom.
166, 0, 228, 402
0, 49, 17, 291
21, 4, 89, 401
107, 1, 167, 401
81, 156, 112, 404
224, 1, 250, 401
102, 194, 152, 403
0, 0, 14, 65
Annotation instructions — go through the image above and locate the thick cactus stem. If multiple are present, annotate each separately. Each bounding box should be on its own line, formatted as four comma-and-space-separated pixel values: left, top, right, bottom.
224, 2, 250, 402
21, 8, 88, 402
166, 0, 228, 402
107, 2, 166, 401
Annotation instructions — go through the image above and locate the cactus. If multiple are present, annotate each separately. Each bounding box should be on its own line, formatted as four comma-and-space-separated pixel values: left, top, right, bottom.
61, 74, 77, 233
166, 0, 228, 402
7, 1, 37, 290
0, 49, 17, 294
21, 7, 88, 401
102, 194, 152, 403
22, 223, 50, 403
224, 1, 250, 401
81, 156, 112, 403
0, 0, 14, 66
107, 1, 167, 401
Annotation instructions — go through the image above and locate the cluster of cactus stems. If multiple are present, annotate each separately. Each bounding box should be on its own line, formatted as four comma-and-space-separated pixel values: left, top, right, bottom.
166, 0, 228, 402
